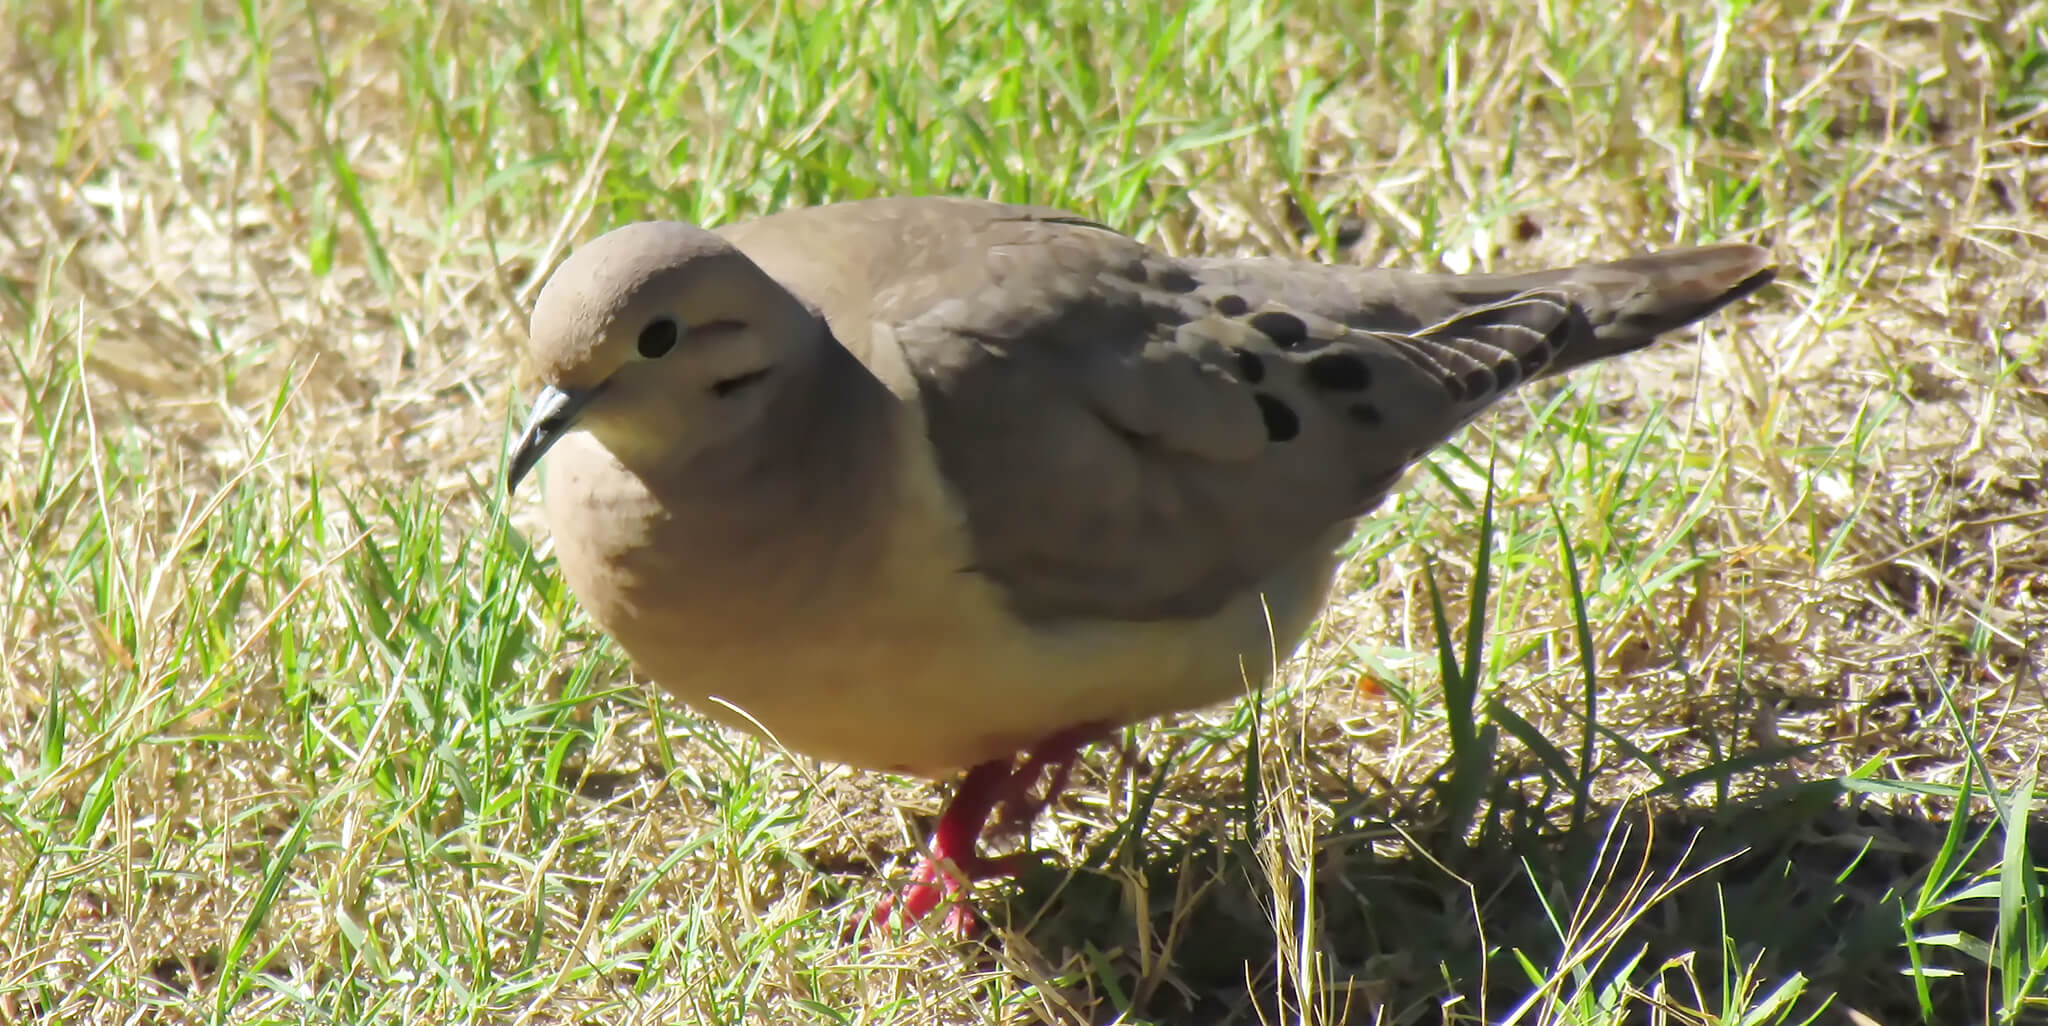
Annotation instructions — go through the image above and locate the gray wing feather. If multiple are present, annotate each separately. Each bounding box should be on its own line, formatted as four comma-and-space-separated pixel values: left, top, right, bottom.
730, 198, 1769, 624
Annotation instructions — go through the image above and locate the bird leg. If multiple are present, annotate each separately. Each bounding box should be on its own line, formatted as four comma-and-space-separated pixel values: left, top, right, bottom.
989, 725, 1100, 838
872, 724, 1109, 933
870, 758, 1020, 932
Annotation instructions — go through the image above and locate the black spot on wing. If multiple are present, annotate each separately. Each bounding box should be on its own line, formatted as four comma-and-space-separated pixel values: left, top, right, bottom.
1249, 311, 1309, 348
1154, 267, 1200, 293
1304, 353, 1371, 392
1253, 393, 1299, 441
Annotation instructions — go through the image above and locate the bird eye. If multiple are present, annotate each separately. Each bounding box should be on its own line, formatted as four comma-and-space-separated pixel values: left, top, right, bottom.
637, 318, 679, 359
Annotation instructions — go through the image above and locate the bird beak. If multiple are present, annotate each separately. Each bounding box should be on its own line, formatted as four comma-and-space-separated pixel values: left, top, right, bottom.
506, 384, 601, 493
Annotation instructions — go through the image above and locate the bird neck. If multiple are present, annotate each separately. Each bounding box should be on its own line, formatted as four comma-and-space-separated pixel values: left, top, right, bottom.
629, 337, 899, 538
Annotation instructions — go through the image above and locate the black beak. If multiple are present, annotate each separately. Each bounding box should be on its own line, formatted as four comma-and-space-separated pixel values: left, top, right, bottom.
506, 384, 600, 493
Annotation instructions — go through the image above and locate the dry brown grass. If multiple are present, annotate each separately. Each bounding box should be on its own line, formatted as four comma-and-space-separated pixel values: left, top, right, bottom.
1, 0, 2045, 1022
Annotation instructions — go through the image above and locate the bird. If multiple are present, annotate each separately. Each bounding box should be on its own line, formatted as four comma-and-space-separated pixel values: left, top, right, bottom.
503, 195, 1773, 933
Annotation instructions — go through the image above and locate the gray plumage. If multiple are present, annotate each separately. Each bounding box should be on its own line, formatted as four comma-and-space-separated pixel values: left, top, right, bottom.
507, 195, 1771, 779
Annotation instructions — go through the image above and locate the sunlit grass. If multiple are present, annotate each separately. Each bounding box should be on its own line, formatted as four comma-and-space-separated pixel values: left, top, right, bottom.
0, 0, 2043, 1022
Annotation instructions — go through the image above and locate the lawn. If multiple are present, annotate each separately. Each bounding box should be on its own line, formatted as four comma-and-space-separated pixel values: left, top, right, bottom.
2, 0, 2045, 1022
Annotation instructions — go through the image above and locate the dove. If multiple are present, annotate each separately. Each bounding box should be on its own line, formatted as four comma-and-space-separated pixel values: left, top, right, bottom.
504, 196, 1772, 932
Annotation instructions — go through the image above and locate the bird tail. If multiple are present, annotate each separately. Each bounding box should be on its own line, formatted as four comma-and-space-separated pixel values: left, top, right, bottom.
1190, 241, 1773, 377
1456, 243, 1776, 377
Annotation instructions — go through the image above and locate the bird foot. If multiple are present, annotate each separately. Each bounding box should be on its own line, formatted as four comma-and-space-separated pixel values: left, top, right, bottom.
868, 723, 1110, 935
869, 851, 1031, 934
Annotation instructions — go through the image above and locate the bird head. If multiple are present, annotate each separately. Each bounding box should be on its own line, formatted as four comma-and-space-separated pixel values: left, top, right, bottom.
507, 221, 821, 491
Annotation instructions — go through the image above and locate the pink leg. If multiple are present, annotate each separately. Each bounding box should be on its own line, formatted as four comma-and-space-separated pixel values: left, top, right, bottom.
871, 758, 1021, 932
991, 725, 1106, 837
871, 724, 1111, 934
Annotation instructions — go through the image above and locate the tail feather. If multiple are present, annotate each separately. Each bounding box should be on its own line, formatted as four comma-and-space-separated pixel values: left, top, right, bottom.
1343, 244, 1772, 431
1485, 243, 1776, 375
1191, 242, 1775, 370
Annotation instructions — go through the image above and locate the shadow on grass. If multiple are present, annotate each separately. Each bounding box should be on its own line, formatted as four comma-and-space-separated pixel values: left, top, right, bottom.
981, 786, 2044, 1025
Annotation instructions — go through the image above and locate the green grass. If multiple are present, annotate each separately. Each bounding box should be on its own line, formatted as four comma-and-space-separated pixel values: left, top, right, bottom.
2, 0, 2046, 1022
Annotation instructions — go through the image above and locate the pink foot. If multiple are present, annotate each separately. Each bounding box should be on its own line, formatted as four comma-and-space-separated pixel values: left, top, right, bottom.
870, 724, 1110, 934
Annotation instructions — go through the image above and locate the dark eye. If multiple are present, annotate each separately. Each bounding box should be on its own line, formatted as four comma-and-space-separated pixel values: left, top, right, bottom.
637, 318, 678, 359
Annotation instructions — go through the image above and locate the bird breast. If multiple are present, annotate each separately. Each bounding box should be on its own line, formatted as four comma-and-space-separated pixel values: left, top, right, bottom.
539, 414, 1332, 778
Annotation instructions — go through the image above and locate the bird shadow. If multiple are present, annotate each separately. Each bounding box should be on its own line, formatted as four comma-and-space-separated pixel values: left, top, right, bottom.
975, 779, 2042, 1025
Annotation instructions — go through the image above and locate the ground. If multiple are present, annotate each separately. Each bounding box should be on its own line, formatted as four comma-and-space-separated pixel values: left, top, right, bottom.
1, 0, 2045, 1023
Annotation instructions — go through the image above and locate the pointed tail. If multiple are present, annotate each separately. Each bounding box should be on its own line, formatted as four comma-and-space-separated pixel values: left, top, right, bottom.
1459, 243, 1775, 376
